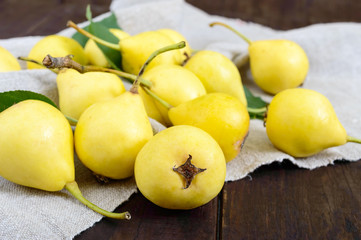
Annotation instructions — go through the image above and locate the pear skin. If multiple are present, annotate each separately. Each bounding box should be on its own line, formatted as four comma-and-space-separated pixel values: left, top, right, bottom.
74, 91, 153, 179
266, 88, 347, 157
0, 100, 74, 191
135, 125, 226, 209
168, 93, 250, 162
157, 29, 191, 64
184, 50, 247, 106
56, 69, 126, 121
27, 35, 88, 69
0, 46, 21, 72
139, 65, 206, 126
119, 31, 181, 75
249, 40, 309, 95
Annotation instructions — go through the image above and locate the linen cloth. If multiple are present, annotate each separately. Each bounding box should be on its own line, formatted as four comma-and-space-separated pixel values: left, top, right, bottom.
0, 0, 360, 239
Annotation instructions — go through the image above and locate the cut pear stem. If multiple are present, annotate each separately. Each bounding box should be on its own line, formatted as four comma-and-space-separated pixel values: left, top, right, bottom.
65, 115, 78, 125
142, 86, 173, 109
65, 181, 131, 220
209, 22, 252, 45
346, 136, 361, 144
18, 57, 58, 73
130, 41, 186, 94
67, 21, 120, 51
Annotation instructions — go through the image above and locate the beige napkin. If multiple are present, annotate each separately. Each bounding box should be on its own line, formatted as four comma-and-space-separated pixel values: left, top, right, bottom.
1, 0, 361, 239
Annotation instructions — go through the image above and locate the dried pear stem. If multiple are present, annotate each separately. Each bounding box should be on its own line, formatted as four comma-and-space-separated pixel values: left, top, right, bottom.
18, 55, 152, 88
130, 41, 186, 94
41, 55, 152, 88
67, 21, 120, 51
346, 136, 361, 144
65, 181, 131, 220
209, 22, 252, 45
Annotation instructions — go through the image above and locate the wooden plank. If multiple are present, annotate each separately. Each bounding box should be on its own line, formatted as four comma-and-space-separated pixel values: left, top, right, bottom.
220, 160, 361, 239
74, 191, 219, 240
185, 0, 361, 30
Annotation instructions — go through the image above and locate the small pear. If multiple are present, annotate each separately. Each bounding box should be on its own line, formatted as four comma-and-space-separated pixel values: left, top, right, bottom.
210, 22, 309, 95
249, 40, 309, 95
157, 29, 191, 64
27, 35, 88, 69
184, 50, 247, 106
0, 100, 130, 219
74, 91, 153, 179
84, 29, 130, 67
139, 64, 206, 126
265, 88, 361, 157
118, 31, 182, 74
135, 125, 226, 209
0, 46, 21, 72
168, 93, 250, 162
56, 68, 126, 121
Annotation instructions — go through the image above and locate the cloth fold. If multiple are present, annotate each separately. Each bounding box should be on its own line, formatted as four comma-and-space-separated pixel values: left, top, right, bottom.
0, 0, 360, 239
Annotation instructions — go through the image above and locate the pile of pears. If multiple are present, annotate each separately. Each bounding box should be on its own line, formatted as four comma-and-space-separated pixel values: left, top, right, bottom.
0, 16, 360, 218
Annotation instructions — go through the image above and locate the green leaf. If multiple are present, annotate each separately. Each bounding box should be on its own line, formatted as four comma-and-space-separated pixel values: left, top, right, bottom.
72, 12, 121, 47
0, 91, 57, 113
86, 5, 92, 22
89, 21, 122, 70
244, 86, 268, 120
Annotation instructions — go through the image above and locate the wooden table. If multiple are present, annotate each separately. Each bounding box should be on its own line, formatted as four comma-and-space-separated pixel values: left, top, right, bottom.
1, 1, 360, 239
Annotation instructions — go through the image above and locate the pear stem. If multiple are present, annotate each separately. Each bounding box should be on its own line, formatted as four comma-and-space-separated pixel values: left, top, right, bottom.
209, 22, 252, 45
17, 57, 58, 73
346, 136, 361, 144
65, 115, 78, 125
38, 55, 152, 88
65, 181, 131, 220
142, 86, 173, 109
130, 41, 186, 94
67, 21, 120, 51
247, 106, 267, 114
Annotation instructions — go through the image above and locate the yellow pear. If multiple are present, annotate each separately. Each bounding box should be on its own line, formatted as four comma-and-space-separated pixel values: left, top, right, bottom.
0, 99, 129, 219
0, 46, 21, 72
56, 68, 126, 121
135, 125, 226, 209
168, 93, 250, 162
139, 64, 206, 126
249, 40, 309, 95
157, 29, 191, 64
84, 29, 130, 67
27, 35, 88, 69
266, 88, 361, 157
118, 31, 182, 75
184, 50, 247, 106
210, 22, 309, 95
74, 91, 153, 179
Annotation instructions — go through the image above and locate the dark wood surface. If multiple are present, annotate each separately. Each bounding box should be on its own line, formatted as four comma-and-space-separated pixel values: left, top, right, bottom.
1, 1, 360, 239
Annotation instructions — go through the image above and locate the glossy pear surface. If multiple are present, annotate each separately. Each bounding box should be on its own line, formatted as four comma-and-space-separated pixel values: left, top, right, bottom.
266, 88, 347, 157
135, 125, 226, 209
157, 29, 191, 64
0, 46, 21, 72
249, 40, 309, 95
169, 93, 250, 162
184, 50, 247, 106
84, 29, 130, 67
56, 69, 126, 121
139, 65, 206, 126
0, 100, 74, 191
75, 92, 153, 179
119, 31, 181, 75
28, 35, 88, 69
